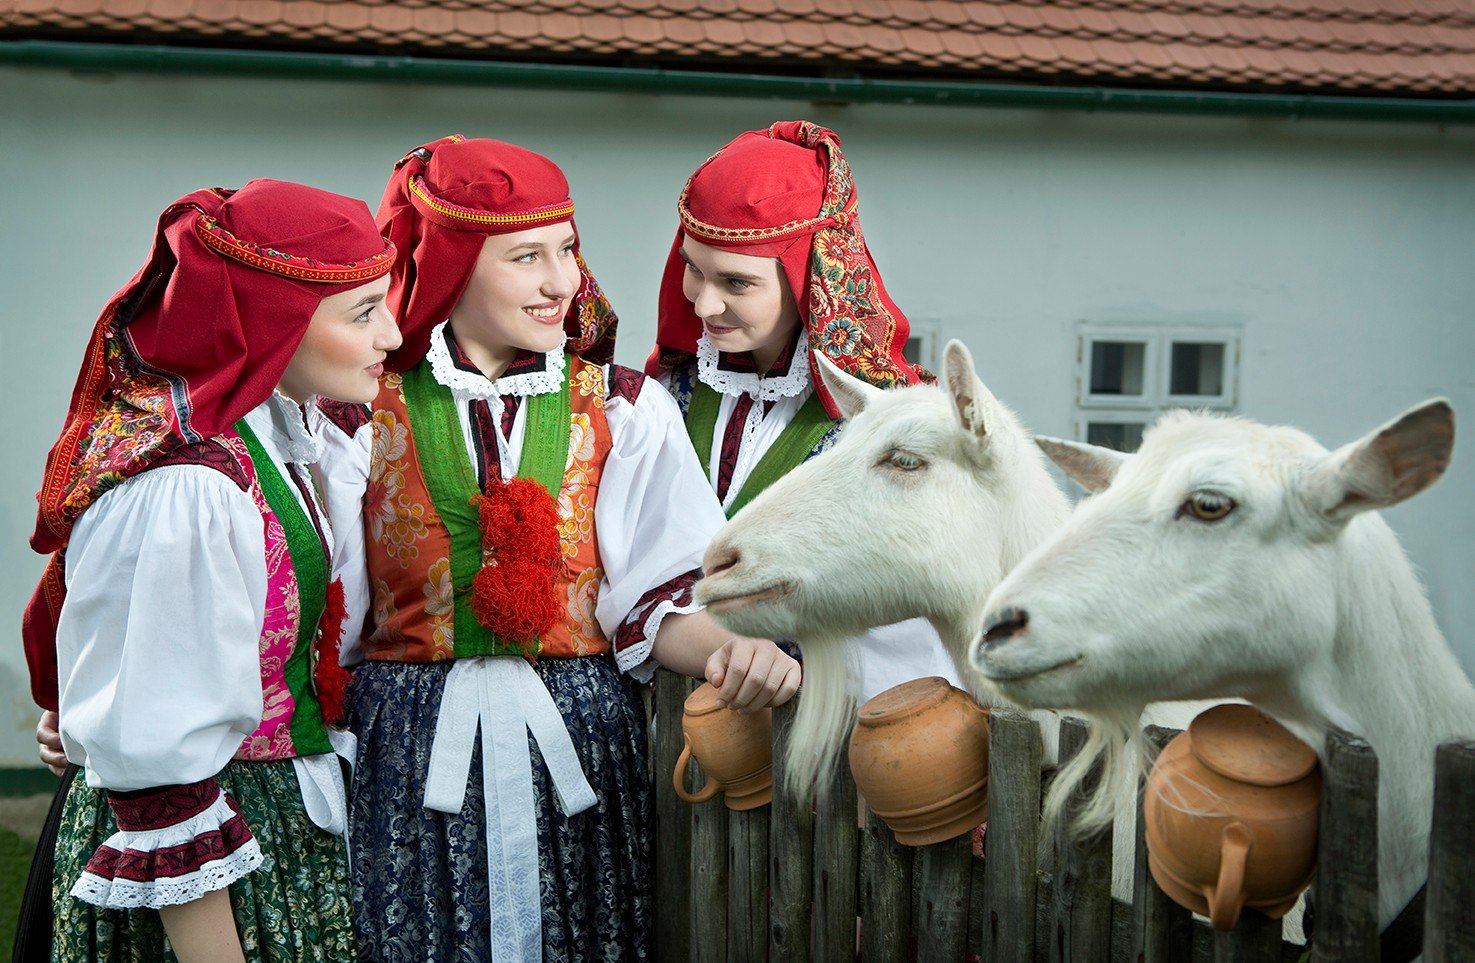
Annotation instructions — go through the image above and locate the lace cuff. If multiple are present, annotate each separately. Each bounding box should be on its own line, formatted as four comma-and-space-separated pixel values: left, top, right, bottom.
70, 778, 263, 910
614, 568, 702, 682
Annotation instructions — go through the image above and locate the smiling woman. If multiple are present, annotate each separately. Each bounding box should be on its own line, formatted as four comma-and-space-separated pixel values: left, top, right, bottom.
646, 122, 960, 781
315, 134, 800, 963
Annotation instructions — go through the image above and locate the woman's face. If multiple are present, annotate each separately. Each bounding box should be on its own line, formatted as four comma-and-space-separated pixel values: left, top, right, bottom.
279, 275, 400, 404
450, 221, 581, 359
680, 237, 801, 371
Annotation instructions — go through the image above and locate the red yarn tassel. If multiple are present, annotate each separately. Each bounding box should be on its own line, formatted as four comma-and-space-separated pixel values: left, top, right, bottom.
314, 578, 352, 728
470, 478, 564, 649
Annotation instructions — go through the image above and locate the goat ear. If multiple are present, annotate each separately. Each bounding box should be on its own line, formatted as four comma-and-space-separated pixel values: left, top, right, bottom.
1305, 398, 1454, 522
943, 340, 997, 439
1035, 436, 1125, 493
814, 351, 882, 420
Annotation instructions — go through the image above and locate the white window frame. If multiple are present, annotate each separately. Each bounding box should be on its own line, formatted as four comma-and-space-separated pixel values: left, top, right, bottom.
1075, 321, 1242, 450
904, 317, 943, 373
1162, 329, 1241, 409
1077, 326, 1160, 410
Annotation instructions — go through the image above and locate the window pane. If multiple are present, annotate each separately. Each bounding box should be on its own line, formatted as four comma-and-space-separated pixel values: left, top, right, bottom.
1086, 421, 1145, 453
903, 336, 923, 365
1089, 341, 1146, 396
1169, 342, 1225, 396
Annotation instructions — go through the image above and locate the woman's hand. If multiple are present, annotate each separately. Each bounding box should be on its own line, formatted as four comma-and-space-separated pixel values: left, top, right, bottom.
36, 710, 66, 777
705, 636, 801, 711
652, 610, 801, 711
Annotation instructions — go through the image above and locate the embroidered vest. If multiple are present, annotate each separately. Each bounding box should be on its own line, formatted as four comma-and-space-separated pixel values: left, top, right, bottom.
671, 363, 840, 518
153, 430, 334, 761
363, 354, 614, 662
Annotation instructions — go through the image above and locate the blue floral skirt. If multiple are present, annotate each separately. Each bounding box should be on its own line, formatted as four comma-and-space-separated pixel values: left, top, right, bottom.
347, 656, 653, 962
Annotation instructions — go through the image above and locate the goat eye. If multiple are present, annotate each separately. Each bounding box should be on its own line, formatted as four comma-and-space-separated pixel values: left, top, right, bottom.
1180, 491, 1235, 522
886, 450, 925, 471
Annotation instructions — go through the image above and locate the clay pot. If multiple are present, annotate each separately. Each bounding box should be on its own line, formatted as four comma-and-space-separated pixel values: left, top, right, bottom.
672, 682, 773, 811
1144, 703, 1321, 931
848, 677, 990, 846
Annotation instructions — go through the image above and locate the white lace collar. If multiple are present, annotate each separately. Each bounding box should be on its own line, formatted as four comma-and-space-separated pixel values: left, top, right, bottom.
244, 391, 321, 465
695, 332, 810, 401
426, 320, 567, 399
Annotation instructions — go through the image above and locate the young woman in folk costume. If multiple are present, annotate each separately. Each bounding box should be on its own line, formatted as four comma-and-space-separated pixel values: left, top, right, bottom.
316, 134, 800, 962
19, 179, 401, 961
649, 121, 962, 705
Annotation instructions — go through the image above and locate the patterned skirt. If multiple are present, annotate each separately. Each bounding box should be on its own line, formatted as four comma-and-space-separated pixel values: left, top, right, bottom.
50, 757, 355, 963
348, 656, 653, 963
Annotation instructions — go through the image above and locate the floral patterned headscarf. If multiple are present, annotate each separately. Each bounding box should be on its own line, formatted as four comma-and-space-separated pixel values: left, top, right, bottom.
647, 121, 930, 416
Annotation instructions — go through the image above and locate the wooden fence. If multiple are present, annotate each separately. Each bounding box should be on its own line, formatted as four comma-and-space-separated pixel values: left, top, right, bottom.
649, 670, 1475, 962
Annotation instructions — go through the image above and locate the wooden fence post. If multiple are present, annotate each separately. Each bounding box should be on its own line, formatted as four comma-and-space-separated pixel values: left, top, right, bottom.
916, 833, 974, 961
1050, 717, 1112, 963
983, 708, 1043, 963
768, 698, 814, 962
860, 809, 911, 963
1211, 911, 1284, 962
1312, 728, 1380, 962
1424, 740, 1475, 962
1135, 725, 1193, 963
812, 749, 859, 961
653, 670, 694, 962
690, 771, 731, 958
728, 804, 770, 963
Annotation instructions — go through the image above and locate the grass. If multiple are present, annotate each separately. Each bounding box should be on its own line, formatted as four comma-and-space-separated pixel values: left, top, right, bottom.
2, 825, 38, 957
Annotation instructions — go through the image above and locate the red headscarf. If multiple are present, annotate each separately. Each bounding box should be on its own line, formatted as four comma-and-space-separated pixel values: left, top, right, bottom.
376, 134, 617, 371
24, 179, 393, 709
648, 121, 930, 417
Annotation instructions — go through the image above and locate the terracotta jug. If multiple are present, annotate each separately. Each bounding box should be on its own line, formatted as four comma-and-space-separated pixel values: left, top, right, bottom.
672, 682, 773, 811
1144, 703, 1321, 931
848, 677, 990, 846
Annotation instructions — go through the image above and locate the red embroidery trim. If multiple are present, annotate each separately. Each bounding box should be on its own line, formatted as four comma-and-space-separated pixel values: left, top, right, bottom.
108, 779, 221, 832
83, 809, 255, 883
194, 214, 394, 283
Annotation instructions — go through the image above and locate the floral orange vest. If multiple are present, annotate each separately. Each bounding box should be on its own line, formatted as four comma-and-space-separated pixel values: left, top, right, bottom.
364, 354, 614, 662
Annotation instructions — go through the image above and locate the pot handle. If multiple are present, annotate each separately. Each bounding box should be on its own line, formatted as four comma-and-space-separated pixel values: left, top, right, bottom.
673, 737, 720, 804
1206, 821, 1253, 931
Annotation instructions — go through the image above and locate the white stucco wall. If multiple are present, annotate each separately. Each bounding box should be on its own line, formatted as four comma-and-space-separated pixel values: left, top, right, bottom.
2, 62, 1472, 766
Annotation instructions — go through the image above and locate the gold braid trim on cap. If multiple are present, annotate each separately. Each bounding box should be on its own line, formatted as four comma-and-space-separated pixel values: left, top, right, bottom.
677, 179, 833, 243
194, 214, 395, 283
408, 176, 575, 229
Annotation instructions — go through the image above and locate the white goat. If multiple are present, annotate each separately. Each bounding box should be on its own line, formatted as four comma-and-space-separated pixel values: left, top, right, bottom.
973, 401, 1472, 929
697, 340, 1071, 787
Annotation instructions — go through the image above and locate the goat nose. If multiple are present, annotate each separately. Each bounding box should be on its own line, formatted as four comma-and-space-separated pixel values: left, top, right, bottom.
704, 546, 741, 578
981, 607, 1029, 649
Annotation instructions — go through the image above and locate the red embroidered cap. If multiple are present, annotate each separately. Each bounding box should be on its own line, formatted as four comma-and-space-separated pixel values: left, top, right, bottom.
648, 121, 931, 417
377, 134, 617, 372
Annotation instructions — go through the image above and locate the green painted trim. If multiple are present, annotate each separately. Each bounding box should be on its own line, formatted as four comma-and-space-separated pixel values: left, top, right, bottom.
2, 39, 1474, 124
0, 768, 60, 798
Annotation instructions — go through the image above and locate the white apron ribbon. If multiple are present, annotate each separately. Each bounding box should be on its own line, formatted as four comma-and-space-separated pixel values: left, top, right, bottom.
422, 657, 598, 963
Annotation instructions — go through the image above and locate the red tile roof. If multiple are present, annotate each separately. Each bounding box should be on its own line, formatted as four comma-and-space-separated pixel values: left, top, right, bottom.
6, 0, 1475, 96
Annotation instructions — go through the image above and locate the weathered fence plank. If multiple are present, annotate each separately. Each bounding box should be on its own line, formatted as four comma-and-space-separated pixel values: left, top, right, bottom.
860, 810, 910, 963
1312, 728, 1379, 962
1211, 911, 1283, 963
967, 850, 987, 961
1424, 740, 1475, 962
768, 698, 814, 962
1050, 717, 1112, 963
691, 786, 731, 956
813, 749, 859, 962
983, 708, 1043, 963
916, 833, 973, 962
728, 804, 769, 963
653, 670, 693, 962
1136, 725, 1193, 963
